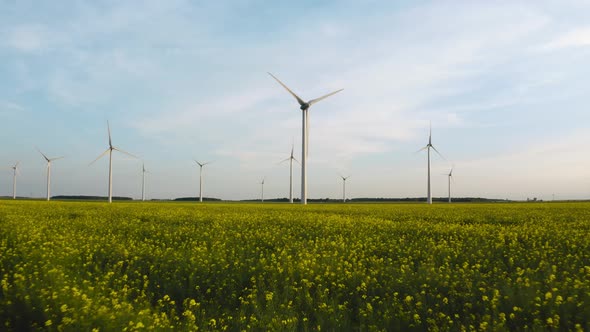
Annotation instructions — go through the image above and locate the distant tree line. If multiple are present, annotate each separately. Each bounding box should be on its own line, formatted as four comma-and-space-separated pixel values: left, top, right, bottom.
240, 197, 511, 203
40, 195, 510, 203
51, 195, 133, 201
173, 197, 222, 202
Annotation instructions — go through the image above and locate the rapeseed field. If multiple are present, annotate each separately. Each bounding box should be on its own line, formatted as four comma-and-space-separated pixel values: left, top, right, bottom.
1, 201, 589, 331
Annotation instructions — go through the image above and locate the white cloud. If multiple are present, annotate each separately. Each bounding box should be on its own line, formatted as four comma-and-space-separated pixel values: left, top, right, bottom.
543, 27, 590, 50
0, 101, 24, 114
3, 25, 49, 52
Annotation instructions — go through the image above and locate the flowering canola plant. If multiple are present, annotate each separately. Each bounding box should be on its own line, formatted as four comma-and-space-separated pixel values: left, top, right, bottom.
0, 200, 589, 331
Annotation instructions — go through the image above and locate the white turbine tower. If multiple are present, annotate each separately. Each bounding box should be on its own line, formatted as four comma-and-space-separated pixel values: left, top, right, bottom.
141, 163, 149, 201
268, 72, 343, 205
340, 175, 350, 203
194, 160, 212, 202
417, 123, 444, 205
10, 162, 19, 199
90, 121, 138, 203
279, 143, 299, 203
36, 148, 64, 201
260, 177, 265, 202
446, 166, 454, 203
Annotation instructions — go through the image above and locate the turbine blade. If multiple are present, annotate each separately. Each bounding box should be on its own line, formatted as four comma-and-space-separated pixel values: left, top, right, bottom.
35, 146, 50, 162
431, 145, 446, 160
107, 120, 112, 148
308, 88, 343, 106
89, 149, 110, 166
194, 160, 202, 167
50, 156, 65, 161
268, 72, 306, 106
416, 146, 428, 153
113, 147, 139, 159
292, 156, 300, 165
279, 157, 291, 164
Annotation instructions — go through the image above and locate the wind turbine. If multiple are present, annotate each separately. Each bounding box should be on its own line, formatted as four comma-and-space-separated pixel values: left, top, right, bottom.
260, 177, 265, 202
141, 163, 149, 201
279, 142, 299, 203
417, 123, 444, 204
268, 72, 343, 205
446, 166, 453, 203
194, 160, 212, 202
90, 121, 138, 203
339, 175, 350, 203
9, 162, 19, 199
36, 147, 64, 201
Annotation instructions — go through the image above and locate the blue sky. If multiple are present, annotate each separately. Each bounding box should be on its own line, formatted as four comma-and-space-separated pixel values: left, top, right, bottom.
1, 0, 590, 200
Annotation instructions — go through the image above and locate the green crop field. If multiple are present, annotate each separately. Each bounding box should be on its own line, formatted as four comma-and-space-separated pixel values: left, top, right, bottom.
1, 201, 589, 331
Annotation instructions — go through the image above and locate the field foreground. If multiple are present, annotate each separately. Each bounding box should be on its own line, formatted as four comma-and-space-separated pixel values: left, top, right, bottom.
1, 201, 589, 331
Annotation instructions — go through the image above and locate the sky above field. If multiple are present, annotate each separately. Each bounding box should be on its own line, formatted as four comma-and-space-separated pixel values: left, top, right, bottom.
1, 1, 590, 201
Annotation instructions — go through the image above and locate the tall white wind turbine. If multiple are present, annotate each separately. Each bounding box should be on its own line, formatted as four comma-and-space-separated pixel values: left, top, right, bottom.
194, 160, 212, 202
36, 148, 64, 201
141, 163, 149, 201
447, 166, 453, 203
90, 121, 138, 203
10, 162, 19, 199
279, 143, 299, 203
417, 123, 444, 205
340, 175, 350, 203
268, 72, 343, 205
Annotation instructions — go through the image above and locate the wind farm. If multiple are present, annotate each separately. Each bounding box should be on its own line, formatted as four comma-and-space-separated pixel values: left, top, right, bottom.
2, 2, 590, 331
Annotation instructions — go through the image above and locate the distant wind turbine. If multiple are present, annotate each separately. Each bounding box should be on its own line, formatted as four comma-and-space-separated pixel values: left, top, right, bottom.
340, 175, 350, 203
36, 147, 64, 201
90, 121, 138, 203
279, 142, 299, 203
268, 72, 343, 205
417, 123, 445, 204
141, 163, 149, 201
10, 162, 19, 199
194, 160, 212, 202
447, 166, 453, 203
260, 177, 265, 202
